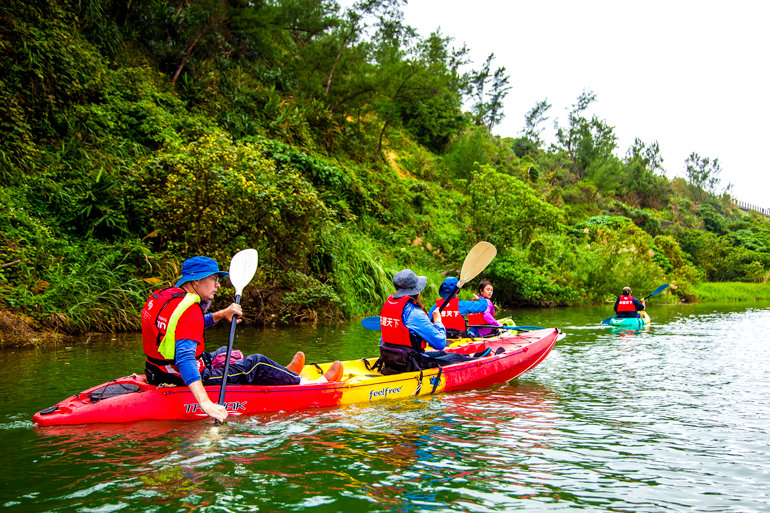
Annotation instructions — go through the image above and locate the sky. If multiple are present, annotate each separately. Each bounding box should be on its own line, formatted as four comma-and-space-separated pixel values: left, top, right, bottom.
342, 0, 770, 208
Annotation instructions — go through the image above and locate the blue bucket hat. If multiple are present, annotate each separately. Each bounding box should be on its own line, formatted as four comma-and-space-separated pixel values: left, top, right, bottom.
439, 277, 459, 299
175, 256, 229, 288
392, 269, 428, 299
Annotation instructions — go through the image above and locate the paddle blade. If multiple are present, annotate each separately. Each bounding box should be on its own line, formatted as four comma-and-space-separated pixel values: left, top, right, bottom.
458, 241, 497, 286
361, 316, 382, 330
645, 283, 670, 299
228, 249, 259, 295
601, 317, 613, 325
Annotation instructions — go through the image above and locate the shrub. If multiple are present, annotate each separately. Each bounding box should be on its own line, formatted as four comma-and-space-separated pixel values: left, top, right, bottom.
139, 132, 335, 269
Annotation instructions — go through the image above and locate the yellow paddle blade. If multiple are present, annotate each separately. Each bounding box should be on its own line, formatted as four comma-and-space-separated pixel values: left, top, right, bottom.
458, 241, 497, 286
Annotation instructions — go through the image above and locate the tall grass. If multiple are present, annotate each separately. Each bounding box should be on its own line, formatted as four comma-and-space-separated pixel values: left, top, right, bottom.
330, 230, 400, 318
330, 229, 450, 318
8, 239, 167, 334
694, 282, 770, 302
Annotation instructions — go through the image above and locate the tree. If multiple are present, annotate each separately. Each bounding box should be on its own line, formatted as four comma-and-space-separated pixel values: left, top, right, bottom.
322, 0, 404, 97
626, 138, 664, 174
466, 53, 511, 129
621, 138, 671, 208
685, 152, 721, 202
170, 0, 230, 84
520, 99, 551, 147
370, 26, 469, 160
386, 30, 468, 152
554, 89, 619, 189
468, 165, 562, 248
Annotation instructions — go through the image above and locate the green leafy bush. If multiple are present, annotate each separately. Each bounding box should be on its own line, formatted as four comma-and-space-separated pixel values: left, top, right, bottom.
139, 132, 335, 268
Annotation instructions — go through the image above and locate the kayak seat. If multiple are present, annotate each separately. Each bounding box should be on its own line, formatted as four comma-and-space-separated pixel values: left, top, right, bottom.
88, 382, 142, 403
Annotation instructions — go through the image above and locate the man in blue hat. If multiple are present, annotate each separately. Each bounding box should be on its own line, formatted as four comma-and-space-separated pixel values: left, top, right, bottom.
426, 277, 487, 337
142, 255, 343, 422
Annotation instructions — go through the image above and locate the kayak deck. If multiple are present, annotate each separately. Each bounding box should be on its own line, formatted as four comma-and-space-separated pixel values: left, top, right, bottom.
608, 311, 651, 328
33, 329, 559, 426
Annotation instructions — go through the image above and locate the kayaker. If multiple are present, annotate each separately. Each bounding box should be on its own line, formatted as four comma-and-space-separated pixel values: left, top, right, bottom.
468, 280, 503, 337
142, 255, 343, 422
614, 286, 646, 318
426, 276, 487, 338
376, 269, 490, 375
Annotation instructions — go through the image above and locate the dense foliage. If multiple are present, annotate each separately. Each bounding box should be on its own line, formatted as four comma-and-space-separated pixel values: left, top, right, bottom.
1, 0, 769, 344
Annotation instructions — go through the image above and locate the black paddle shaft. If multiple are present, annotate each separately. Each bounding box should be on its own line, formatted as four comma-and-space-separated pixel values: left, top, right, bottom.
214, 293, 241, 426
437, 286, 460, 314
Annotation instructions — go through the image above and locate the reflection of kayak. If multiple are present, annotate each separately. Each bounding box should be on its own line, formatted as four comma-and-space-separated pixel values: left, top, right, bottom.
34, 329, 559, 426
608, 311, 650, 328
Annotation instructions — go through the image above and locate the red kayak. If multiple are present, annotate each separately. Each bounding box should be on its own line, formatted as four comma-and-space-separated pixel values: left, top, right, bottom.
33, 328, 559, 426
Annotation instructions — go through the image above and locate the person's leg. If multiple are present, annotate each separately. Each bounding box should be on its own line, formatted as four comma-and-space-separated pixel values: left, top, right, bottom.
203, 353, 301, 386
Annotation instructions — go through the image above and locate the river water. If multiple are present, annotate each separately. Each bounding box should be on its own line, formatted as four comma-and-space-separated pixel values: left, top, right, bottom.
2, 301, 770, 512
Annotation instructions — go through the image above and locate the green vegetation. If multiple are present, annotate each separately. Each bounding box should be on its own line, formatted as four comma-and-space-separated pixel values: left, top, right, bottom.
694, 283, 770, 302
1, 0, 769, 346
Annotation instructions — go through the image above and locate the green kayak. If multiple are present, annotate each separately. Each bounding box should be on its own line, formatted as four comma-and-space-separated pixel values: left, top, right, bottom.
608, 311, 650, 328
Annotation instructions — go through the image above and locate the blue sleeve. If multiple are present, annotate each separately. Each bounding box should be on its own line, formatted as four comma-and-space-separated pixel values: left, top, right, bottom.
614, 297, 620, 312
458, 299, 486, 315
175, 339, 202, 386
405, 302, 446, 350
204, 313, 215, 328
634, 298, 645, 311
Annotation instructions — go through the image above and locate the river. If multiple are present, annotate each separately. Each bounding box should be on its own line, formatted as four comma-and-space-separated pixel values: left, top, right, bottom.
2, 301, 770, 512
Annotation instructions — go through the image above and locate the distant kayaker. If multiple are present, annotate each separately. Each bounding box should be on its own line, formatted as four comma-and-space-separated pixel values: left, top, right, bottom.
142, 255, 343, 422
427, 276, 487, 338
468, 280, 503, 337
614, 286, 646, 318
376, 269, 490, 375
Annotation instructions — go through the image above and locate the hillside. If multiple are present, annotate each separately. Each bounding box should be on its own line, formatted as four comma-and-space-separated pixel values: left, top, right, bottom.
2, 0, 769, 346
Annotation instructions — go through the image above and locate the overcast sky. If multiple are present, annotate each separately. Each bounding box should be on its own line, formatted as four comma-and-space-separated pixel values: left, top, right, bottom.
344, 0, 770, 208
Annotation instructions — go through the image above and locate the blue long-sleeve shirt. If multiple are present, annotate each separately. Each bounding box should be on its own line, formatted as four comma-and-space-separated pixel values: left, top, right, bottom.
427, 298, 487, 317
381, 301, 447, 350
176, 313, 217, 385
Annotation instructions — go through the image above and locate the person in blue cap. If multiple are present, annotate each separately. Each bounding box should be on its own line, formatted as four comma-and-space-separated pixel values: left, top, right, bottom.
142, 255, 343, 422
427, 277, 487, 338
376, 269, 491, 375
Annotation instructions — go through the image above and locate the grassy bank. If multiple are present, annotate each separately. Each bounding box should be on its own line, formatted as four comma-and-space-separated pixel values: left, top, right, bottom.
695, 282, 770, 302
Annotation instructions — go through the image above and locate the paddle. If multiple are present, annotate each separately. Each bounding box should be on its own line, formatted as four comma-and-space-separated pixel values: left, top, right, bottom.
467, 324, 546, 330
360, 317, 546, 332
601, 283, 670, 325
438, 241, 497, 314
360, 316, 382, 330
214, 248, 259, 426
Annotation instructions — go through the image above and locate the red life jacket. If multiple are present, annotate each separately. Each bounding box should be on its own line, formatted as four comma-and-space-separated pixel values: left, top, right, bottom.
468, 298, 494, 326
141, 287, 205, 376
380, 295, 426, 350
434, 297, 466, 330
617, 294, 636, 312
